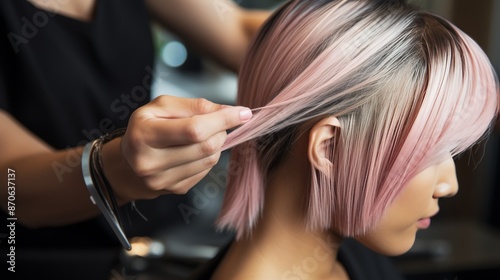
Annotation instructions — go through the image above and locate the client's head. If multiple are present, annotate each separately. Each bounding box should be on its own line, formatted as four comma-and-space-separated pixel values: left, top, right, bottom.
218, 0, 499, 255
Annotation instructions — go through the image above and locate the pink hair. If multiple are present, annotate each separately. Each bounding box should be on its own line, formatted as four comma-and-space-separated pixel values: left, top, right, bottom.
217, 0, 499, 239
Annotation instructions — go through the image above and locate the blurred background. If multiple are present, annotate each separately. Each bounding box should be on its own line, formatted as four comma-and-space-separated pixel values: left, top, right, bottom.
108, 0, 500, 279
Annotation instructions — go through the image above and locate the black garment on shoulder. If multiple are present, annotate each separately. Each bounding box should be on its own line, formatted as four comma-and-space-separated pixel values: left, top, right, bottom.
188, 238, 406, 280
339, 238, 406, 280
0, 0, 154, 249
0, 0, 154, 149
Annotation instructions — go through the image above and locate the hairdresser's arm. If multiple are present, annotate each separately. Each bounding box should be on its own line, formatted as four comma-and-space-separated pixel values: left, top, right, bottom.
0, 96, 251, 228
145, 0, 270, 72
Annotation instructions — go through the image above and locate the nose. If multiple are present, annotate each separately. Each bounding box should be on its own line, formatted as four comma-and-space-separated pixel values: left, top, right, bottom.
433, 157, 459, 199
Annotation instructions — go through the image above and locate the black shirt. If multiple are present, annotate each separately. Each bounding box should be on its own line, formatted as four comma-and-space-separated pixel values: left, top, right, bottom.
188, 238, 406, 280
0, 0, 154, 149
0, 0, 154, 249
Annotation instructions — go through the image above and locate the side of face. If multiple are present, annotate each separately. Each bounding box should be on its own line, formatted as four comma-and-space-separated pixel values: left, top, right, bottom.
308, 118, 460, 256
355, 158, 459, 256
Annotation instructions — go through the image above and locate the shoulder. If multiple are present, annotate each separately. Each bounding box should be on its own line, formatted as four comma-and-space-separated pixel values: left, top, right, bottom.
186, 241, 233, 280
339, 238, 406, 280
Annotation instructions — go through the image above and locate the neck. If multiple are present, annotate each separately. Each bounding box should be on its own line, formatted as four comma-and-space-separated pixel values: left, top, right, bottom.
212, 136, 348, 280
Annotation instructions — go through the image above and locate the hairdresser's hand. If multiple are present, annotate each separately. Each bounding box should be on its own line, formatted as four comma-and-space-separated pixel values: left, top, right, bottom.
116, 95, 252, 200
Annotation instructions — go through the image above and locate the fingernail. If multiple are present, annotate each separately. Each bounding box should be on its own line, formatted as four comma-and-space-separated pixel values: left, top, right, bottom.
239, 108, 253, 122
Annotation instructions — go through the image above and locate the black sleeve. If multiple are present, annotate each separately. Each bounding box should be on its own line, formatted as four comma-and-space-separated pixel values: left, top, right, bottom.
0, 66, 9, 111
0, 19, 10, 111
186, 241, 233, 280
339, 238, 407, 280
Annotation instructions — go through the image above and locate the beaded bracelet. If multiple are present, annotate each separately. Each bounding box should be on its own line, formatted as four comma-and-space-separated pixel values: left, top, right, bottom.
81, 128, 131, 250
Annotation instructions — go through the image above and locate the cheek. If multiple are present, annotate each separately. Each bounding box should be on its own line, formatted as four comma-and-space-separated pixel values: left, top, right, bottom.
355, 178, 436, 255
355, 208, 419, 256
355, 167, 439, 256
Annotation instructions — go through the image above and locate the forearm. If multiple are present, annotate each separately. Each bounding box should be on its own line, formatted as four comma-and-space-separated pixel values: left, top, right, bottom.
0, 110, 132, 228
241, 9, 272, 43
0, 139, 138, 228
146, 0, 271, 72
0, 96, 253, 229
0, 147, 101, 228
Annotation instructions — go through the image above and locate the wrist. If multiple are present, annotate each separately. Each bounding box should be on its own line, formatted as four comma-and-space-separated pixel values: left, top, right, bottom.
100, 136, 136, 205
81, 132, 131, 250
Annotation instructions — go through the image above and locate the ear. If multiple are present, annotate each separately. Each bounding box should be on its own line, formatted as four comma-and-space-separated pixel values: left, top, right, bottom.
308, 116, 341, 175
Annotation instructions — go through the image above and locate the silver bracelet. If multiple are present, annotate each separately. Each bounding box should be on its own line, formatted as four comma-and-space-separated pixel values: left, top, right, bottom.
81, 132, 132, 250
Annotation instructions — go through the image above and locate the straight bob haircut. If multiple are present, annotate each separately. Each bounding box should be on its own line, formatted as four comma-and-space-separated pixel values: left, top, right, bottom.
218, 0, 499, 239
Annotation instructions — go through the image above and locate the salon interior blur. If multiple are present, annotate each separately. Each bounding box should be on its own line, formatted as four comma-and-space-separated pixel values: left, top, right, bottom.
12, 0, 500, 279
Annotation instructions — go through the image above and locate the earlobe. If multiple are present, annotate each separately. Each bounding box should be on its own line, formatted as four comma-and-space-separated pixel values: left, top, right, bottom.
308, 116, 341, 175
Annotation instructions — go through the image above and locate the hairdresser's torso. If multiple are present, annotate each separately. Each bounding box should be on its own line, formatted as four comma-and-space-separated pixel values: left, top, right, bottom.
0, 0, 154, 149
0, 0, 154, 247
28, 0, 97, 22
